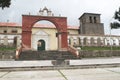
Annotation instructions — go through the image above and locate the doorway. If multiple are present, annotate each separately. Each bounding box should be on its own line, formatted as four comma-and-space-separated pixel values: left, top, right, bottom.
37, 40, 45, 51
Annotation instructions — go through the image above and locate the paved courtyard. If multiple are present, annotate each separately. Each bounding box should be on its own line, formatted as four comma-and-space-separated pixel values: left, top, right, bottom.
0, 57, 120, 68
0, 57, 120, 80
0, 67, 120, 80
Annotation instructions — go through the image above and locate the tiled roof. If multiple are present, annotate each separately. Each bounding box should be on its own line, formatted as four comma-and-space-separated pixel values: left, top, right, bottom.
0, 22, 21, 27
0, 22, 79, 29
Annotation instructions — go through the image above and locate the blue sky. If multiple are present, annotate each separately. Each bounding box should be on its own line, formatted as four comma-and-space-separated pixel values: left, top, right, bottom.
0, 0, 120, 35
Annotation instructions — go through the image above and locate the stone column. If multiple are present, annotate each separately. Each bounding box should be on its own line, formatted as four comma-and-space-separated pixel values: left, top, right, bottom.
17, 36, 21, 48
4, 36, 8, 46
94, 39, 97, 46
22, 31, 32, 48
80, 39, 84, 46
87, 38, 90, 46
118, 39, 120, 46
101, 40, 104, 46
0, 37, 1, 45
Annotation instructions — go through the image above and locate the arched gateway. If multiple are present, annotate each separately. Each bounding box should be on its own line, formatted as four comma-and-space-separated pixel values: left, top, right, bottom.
22, 15, 68, 51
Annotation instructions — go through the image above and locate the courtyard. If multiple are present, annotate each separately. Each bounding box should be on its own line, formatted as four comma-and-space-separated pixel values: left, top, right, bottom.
0, 67, 120, 80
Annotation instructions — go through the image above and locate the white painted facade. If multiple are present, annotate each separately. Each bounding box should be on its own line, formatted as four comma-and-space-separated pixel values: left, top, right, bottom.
31, 30, 50, 50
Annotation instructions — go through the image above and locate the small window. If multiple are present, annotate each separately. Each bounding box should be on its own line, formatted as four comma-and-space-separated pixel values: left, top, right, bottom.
89, 16, 92, 23
11, 30, 17, 33
3, 30, 7, 33
94, 17, 97, 23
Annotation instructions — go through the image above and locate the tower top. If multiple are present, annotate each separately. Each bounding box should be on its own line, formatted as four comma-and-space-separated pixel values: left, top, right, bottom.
38, 7, 53, 16
79, 13, 101, 20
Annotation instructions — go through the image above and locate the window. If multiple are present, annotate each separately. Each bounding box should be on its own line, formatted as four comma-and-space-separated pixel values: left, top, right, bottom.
3, 30, 7, 33
89, 16, 92, 23
11, 30, 17, 33
94, 17, 97, 23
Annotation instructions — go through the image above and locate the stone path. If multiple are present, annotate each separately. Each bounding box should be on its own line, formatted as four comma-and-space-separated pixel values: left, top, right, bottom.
0, 67, 120, 80
0, 57, 120, 68
0, 57, 120, 80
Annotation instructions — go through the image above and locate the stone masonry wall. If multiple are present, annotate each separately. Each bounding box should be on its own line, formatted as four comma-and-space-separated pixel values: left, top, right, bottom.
79, 50, 120, 58
0, 50, 15, 60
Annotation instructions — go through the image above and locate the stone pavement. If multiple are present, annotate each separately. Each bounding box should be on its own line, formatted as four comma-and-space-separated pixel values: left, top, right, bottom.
0, 57, 120, 68
0, 57, 120, 80
0, 67, 120, 80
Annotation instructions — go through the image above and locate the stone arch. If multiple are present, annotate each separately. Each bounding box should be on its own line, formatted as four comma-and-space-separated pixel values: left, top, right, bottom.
22, 15, 68, 51
97, 37, 101, 46
90, 37, 95, 46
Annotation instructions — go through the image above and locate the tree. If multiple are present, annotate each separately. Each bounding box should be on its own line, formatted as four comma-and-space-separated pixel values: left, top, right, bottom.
111, 7, 120, 29
0, 0, 11, 9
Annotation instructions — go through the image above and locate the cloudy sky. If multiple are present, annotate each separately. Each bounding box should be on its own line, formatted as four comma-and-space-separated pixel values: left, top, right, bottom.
0, 0, 120, 35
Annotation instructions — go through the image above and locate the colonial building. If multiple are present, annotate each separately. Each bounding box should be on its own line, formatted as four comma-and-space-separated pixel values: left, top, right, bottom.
68, 13, 120, 47
0, 7, 120, 51
0, 22, 78, 50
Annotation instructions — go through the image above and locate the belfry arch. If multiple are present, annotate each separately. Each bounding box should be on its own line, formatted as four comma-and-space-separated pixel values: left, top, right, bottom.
22, 15, 68, 51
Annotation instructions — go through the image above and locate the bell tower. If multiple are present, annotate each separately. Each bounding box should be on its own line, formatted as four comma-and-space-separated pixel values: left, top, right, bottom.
79, 13, 104, 35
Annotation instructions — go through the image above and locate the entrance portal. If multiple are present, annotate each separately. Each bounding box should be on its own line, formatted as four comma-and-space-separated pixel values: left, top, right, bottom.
37, 40, 45, 51
22, 14, 68, 51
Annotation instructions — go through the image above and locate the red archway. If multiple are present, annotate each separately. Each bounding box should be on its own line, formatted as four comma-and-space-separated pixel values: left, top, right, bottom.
22, 15, 68, 51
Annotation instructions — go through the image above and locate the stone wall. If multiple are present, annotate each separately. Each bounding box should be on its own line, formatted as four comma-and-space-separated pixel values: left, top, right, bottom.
83, 23, 104, 35
79, 50, 120, 58
0, 50, 15, 60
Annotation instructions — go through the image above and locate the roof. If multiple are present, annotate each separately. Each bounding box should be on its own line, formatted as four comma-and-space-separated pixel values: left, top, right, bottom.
79, 13, 101, 19
0, 22, 79, 30
0, 22, 21, 27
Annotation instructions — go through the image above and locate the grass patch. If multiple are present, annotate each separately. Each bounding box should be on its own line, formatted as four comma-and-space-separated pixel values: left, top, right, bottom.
80, 46, 120, 51
0, 47, 16, 51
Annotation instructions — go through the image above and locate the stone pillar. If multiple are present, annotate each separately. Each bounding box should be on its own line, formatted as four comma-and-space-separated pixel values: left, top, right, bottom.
87, 38, 90, 46
119, 40, 120, 45
70, 38, 74, 47
17, 36, 21, 48
80, 39, 84, 46
76, 38, 80, 46
60, 32, 68, 51
4, 36, 8, 46
57, 32, 68, 51
101, 40, 104, 46
22, 31, 32, 48
0, 37, 1, 45
94, 39, 97, 46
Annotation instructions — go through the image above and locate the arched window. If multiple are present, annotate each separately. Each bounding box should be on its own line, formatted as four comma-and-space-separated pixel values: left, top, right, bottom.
89, 16, 92, 23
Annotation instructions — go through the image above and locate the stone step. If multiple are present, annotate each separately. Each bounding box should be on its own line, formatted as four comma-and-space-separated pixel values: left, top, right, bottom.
18, 50, 78, 60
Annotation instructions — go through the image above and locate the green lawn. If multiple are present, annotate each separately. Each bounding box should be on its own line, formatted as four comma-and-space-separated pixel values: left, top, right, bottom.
0, 47, 16, 51
80, 46, 120, 51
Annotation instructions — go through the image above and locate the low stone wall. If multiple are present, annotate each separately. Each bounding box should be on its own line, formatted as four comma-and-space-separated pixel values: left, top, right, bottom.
79, 50, 120, 58
0, 51, 15, 60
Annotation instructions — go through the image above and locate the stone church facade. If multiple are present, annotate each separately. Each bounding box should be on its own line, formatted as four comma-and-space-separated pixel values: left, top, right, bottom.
68, 13, 120, 47
0, 8, 120, 50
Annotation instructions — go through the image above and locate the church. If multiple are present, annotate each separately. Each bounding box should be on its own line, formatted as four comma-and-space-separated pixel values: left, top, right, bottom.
0, 7, 120, 52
